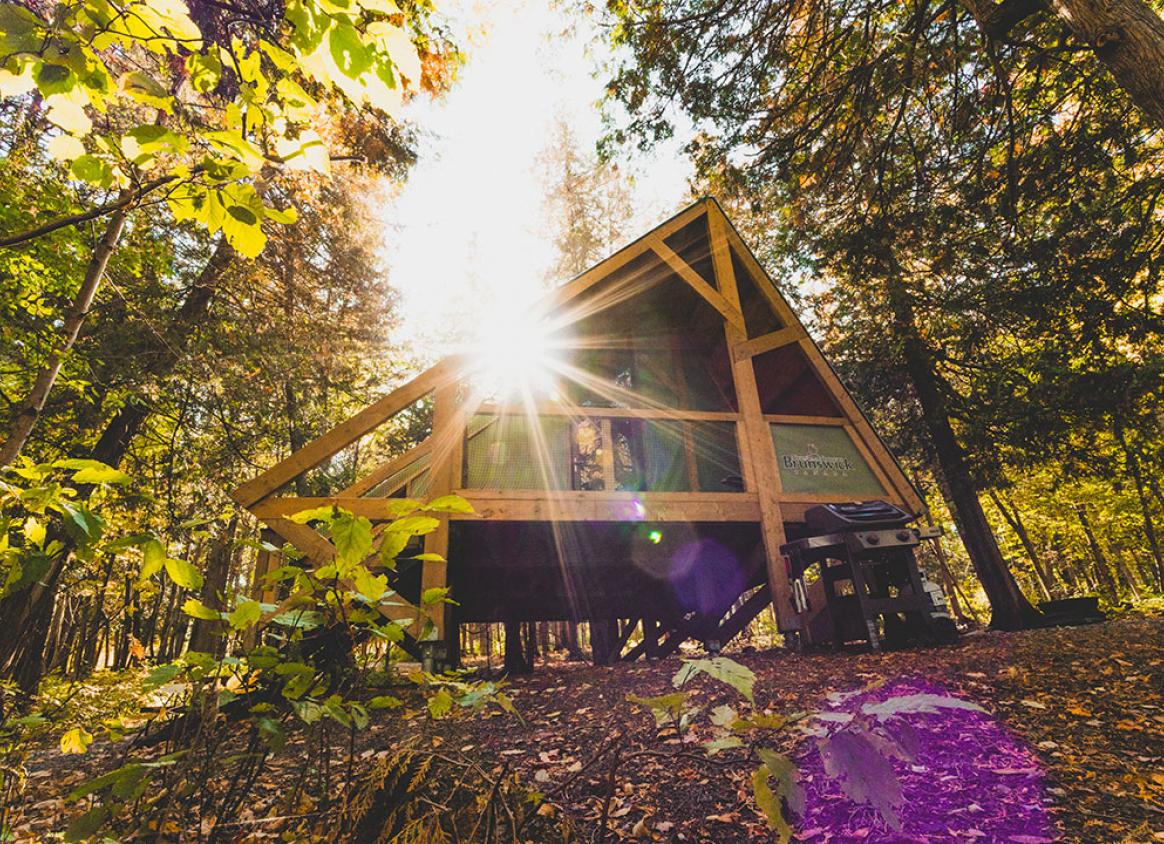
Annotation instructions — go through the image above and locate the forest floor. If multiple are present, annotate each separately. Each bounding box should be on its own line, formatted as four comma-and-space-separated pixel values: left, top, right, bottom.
12, 611, 1164, 843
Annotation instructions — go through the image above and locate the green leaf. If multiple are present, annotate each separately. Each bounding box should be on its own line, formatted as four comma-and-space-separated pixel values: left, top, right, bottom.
60, 726, 93, 755
673, 657, 756, 703
626, 691, 688, 727
427, 688, 454, 718
143, 662, 182, 690
186, 50, 222, 93
386, 515, 440, 536
353, 566, 388, 602
119, 70, 173, 112
704, 734, 744, 755
182, 598, 221, 620
421, 586, 455, 606
290, 504, 335, 524
69, 154, 113, 187
757, 747, 804, 815
263, 205, 298, 224
64, 806, 108, 842
34, 62, 74, 96
22, 517, 46, 548
165, 557, 204, 590
379, 530, 410, 563
753, 763, 793, 843
54, 458, 131, 485
331, 511, 373, 570
368, 694, 403, 710
329, 20, 373, 78
425, 494, 474, 514
384, 498, 423, 517
140, 538, 166, 581
229, 598, 262, 630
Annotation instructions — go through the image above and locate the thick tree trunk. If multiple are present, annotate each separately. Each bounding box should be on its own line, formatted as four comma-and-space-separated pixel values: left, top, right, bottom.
887, 282, 1040, 629
1052, 0, 1164, 128
963, 0, 1164, 127
0, 206, 128, 466
503, 620, 531, 674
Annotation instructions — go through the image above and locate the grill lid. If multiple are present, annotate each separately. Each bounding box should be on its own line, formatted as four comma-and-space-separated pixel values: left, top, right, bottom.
804, 500, 914, 534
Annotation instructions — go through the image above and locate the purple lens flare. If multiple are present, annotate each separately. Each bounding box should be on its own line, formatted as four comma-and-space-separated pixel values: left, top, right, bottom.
795, 678, 1059, 843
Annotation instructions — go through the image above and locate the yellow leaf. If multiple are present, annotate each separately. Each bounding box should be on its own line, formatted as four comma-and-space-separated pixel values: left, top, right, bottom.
60, 727, 93, 755
48, 134, 86, 162
46, 97, 91, 136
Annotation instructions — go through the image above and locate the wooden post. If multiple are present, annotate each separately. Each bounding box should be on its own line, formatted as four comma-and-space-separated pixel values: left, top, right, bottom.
422, 379, 464, 646
706, 205, 800, 633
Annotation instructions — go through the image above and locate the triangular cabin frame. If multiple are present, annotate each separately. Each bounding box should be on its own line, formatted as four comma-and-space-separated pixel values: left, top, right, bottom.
231, 198, 922, 662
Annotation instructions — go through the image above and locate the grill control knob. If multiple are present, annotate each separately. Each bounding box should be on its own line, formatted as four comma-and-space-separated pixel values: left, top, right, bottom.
865, 533, 880, 544
896, 530, 911, 541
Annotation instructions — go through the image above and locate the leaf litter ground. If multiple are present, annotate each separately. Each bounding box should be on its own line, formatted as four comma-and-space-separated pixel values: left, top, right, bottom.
14, 613, 1164, 842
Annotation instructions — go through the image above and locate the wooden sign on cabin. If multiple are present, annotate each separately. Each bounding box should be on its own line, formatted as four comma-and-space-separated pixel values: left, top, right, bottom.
231, 198, 921, 665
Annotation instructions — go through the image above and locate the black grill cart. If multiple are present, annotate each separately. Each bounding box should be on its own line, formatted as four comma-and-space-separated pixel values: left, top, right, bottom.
780, 501, 956, 651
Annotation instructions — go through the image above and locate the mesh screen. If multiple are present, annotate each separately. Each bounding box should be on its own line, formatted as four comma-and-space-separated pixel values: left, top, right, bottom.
641, 421, 690, 491
692, 422, 742, 491
364, 452, 431, 498
464, 414, 571, 489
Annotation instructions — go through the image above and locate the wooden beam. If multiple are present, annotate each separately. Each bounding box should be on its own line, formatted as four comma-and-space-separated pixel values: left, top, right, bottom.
649, 236, 747, 333
713, 584, 772, 646
476, 403, 739, 422
732, 326, 805, 361
340, 438, 433, 497
707, 206, 800, 633
254, 492, 761, 523
231, 357, 461, 509
419, 378, 465, 638
541, 202, 709, 313
764, 414, 847, 426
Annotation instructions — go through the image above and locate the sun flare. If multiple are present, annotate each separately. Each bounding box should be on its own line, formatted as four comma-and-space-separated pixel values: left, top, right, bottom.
467, 304, 563, 400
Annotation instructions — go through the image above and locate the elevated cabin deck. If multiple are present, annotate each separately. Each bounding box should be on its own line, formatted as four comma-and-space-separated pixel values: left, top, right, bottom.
233, 198, 922, 662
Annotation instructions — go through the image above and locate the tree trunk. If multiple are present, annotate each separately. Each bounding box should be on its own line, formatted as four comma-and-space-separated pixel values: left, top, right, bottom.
887, 281, 1040, 629
963, 0, 1164, 128
988, 490, 1055, 601
1074, 504, 1119, 601
0, 239, 233, 690
1114, 422, 1164, 591
0, 206, 128, 466
503, 620, 531, 674
1051, 0, 1164, 128
189, 516, 239, 654
89, 238, 234, 468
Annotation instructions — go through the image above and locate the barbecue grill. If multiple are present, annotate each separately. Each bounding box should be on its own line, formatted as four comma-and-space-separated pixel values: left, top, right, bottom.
781, 501, 956, 651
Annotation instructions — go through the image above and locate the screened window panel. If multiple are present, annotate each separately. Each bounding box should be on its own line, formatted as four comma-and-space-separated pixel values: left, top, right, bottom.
464, 414, 571, 489
641, 421, 690, 491
692, 422, 742, 492
365, 452, 431, 498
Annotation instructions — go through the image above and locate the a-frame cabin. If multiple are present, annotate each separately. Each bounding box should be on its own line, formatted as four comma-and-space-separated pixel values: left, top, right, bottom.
231, 198, 922, 663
